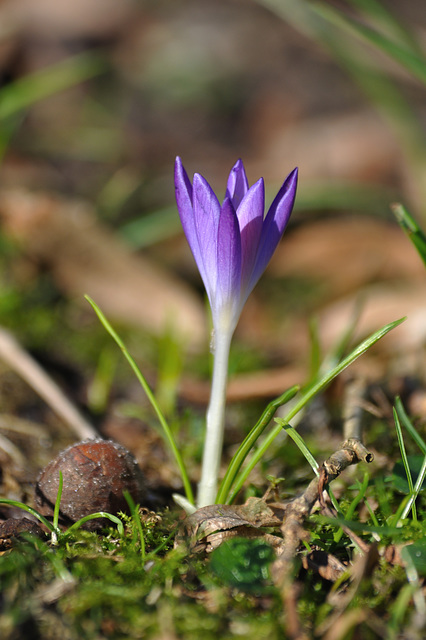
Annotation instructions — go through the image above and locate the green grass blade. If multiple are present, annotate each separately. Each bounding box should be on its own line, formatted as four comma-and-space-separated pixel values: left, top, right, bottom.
393, 407, 416, 521
349, 0, 419, 50
226, 317, 405, 503
283, 425, 319, 476
347, 0, 423, 54
315, 514, 401, 538
392, 203, 426, 268
124, 491, 146, 560
85, 295, 194, 506
312, 2, 426, 85
332, 472, 370, 544
394, 396, 426, 455
66, 512, 124, 535
0, 498, 55, 533
258, 0, 426, 204
53, 471, 63, 534
119, 206, 182, 248
399, 454, 426, 523
216, 385, 299, 504
0, 52, 106, 121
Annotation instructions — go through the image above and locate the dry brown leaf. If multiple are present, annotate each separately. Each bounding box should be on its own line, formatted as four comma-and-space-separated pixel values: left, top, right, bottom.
269, 216, 424, 301
318, 282, 426, 355
253, 110, 402, 184
0, 0, 136, 40
176, 497, 284, 553
0, 189, 206, 351
180, 363, 305, 403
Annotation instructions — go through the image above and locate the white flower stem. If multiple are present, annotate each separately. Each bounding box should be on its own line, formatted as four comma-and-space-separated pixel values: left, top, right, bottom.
197, 327, 233, 507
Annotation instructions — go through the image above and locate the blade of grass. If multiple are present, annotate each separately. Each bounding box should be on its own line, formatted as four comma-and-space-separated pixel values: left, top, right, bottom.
398, 453, 426, 523
334, 472, 369, 544
312, 2, 426, 84
258, 0, 426, 208
0, 498, 56, 533
51, 471, 64, 544
85, 295, 194, 506
394, 396, 426, 454
216, 385, 299, 504
66, 512, 124, 535
392, 203, 426, 268
363, 495, 380, 529
0, 52, 106, 162
0, 52, 106, 121
123, 491, 146, 561
393, 407, 416, 521
347, 0, 423, 55
315, 514, 402, 538
226, 317, 405, 503
283, 425, 320, 476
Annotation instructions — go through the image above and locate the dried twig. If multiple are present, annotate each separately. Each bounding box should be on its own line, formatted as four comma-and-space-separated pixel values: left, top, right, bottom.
0, 327, 98, 440
271, 378, 374, 637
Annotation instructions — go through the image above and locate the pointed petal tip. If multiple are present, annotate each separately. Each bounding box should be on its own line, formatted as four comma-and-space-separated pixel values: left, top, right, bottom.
193, 171, 207, 189
280, 166, 298, 198
288, 166, 298, 183
226, 158, 249, 209
174, 156, 186, 183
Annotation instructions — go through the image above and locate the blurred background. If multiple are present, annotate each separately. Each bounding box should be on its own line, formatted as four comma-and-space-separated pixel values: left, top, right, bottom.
0, 0, 425, 491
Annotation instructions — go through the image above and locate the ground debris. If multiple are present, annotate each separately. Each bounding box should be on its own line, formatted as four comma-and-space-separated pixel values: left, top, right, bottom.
301, 548, 347, 583
175, 497, 285, 553
0, 517, 47, 550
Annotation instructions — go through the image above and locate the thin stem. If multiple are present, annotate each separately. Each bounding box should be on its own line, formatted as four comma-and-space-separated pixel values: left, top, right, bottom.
197, 328, 233, 507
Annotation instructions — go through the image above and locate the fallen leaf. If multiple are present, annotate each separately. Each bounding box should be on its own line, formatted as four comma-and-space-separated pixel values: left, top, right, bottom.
0, 189, 206, 351
176, 497, 284, 553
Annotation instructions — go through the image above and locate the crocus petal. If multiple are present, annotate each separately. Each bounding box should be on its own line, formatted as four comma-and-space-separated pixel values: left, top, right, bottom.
225, 159, 249, 210
215, 197, 242, 327
249, 167, 298, 291
174, 157, 203, 271
175, 157, 298, 340
236, 178, 265, 289
193, 173, 221, 300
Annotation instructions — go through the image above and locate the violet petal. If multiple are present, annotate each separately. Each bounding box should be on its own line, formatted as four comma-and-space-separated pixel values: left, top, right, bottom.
193, 172, 221, 299
250, 167, 298, 291
215, 197, 242, 321
225, 159, 249, 210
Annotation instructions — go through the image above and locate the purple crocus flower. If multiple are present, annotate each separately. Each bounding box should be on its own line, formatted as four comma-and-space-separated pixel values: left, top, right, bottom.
175, 157, 298, 335
175, 157, 298, 506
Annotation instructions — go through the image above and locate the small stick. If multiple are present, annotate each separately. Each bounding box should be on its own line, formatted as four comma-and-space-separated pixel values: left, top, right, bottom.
342, 376, 366, 441
0, 327, 98, 441
272, 432, 374, 636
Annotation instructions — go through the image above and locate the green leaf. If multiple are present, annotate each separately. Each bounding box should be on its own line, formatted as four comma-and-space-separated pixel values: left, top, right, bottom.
401, 540, 426, 576
210, 537, 275, 592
